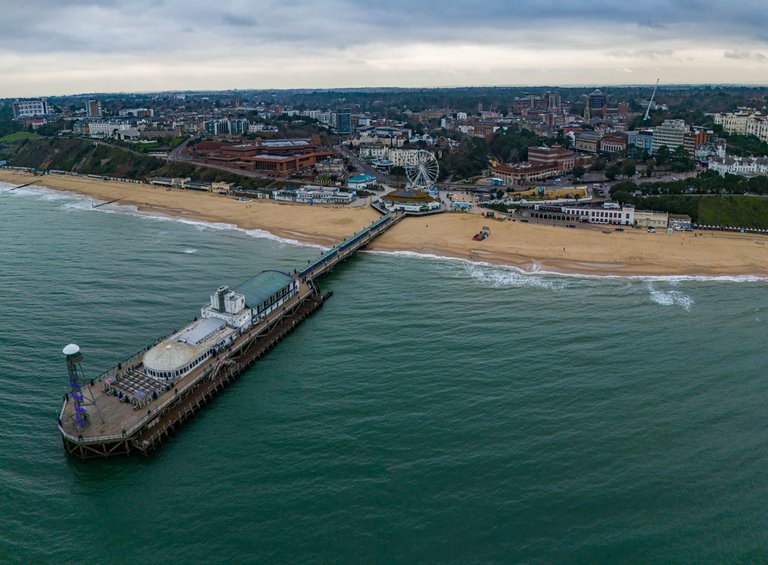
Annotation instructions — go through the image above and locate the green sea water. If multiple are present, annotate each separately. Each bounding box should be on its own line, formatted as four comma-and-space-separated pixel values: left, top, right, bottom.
1, 183, 767, 564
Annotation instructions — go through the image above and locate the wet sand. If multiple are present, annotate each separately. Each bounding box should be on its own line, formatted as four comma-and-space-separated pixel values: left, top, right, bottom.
2, 169, 767, 277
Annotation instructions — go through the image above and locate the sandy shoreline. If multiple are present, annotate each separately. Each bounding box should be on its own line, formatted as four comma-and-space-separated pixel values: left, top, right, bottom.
2, 169, 767, 278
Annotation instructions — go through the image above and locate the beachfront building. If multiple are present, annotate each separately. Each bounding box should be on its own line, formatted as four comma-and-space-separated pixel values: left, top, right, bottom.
561, 204, 635, 225
524, 202, 635, 225
347, 173, 376, 190
634, 210, 669, 228
149, 177, 233, 192
380, 189, 441, 213
272, 185, 356, 204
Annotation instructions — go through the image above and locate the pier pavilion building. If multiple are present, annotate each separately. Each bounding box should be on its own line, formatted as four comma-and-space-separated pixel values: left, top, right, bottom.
109, 270, 299, 407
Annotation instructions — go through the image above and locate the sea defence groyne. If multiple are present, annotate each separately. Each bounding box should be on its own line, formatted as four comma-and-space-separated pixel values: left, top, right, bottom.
58, 211, 404, 459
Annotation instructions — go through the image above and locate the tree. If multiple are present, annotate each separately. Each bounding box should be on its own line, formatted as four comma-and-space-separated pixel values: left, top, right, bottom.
495, 188, 505, 199
589, 158, 607, 172
655, 145, 670, 166
621, 159, 637, 179
572, 165, 586, 180
391, 166, 406, 179
605, 164, 620, 181
645, 163, 655, 178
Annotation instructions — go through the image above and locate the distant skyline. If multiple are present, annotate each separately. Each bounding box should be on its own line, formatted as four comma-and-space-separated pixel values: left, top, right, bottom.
2, 0, 768, 98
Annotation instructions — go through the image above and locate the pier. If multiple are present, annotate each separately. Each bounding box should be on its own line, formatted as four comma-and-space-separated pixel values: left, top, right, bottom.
299, 210, 404, 280
58, 212, 403, 459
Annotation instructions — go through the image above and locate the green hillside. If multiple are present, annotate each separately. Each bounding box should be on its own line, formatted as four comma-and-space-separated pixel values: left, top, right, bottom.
5, 137, 272, 188
697, 195, 768, 228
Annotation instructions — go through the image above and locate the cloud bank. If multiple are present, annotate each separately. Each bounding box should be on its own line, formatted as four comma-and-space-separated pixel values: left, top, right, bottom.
1, 0, 767, 96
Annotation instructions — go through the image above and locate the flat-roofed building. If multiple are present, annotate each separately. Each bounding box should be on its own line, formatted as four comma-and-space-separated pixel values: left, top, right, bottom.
634, 210, 669, 228
599, 134, 627, 154
628, 129, 654, 154
490, 161, 559, 186
653, 119, 689, 154
527, 145, 576, 171
574, 132, 602, 153
86, 99, 102, 118
561, 203, 635, 225
273, 185, 356, 204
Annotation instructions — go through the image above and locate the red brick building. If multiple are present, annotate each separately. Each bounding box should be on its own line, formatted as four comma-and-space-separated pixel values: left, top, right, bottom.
527, 145, 576, 172
192, 136, 332, 176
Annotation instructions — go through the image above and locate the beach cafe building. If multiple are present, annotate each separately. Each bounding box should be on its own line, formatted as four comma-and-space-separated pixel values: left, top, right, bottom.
525, 203, 635, 225
272, 185, 356, 204
347, 173, 377, 190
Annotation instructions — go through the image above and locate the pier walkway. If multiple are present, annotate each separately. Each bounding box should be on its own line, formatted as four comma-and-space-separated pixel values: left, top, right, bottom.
298, 211, 404, 280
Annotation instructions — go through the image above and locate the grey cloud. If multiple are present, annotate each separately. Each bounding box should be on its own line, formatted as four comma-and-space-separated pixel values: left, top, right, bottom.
2, 0, 768, 56
724, 50, 767, 61
222, 14, 259, 28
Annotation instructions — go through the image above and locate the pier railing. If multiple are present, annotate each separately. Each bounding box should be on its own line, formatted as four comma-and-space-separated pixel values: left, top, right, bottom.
298, 211, 403, 280
58, 353, 223, 445
58, 289, 315, 446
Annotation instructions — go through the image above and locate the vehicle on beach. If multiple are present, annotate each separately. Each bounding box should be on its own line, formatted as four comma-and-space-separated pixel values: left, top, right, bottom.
647, 227, 656, 233
472, 226, 491, 241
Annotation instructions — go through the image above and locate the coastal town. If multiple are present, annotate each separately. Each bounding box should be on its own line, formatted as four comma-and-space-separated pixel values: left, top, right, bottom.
6, 2, 768, 563
3, 85, 768, 246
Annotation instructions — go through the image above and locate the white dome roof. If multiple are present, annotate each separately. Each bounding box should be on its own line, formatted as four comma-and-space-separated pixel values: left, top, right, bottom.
143, 340, 202, 373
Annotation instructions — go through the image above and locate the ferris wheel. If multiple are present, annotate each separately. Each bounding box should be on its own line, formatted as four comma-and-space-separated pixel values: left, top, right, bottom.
405, 150, 439, 188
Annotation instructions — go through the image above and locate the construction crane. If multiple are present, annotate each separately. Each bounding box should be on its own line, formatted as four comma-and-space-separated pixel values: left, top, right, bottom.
643, 78, 660, 121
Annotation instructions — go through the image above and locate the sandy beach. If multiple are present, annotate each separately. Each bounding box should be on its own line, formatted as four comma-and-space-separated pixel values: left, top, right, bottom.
2, 169, 767, 277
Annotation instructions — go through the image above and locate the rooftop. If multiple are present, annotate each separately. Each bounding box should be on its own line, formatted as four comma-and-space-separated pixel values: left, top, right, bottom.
235, 270, 294, 309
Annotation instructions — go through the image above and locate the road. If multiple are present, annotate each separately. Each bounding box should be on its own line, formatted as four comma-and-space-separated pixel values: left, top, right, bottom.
167, 136, 195, 162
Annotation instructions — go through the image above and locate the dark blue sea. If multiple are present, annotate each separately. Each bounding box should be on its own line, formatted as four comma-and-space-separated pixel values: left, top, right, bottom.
1, 183, 767, 563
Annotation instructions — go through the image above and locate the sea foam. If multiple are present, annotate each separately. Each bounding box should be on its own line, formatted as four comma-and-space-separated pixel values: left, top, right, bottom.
6, 183, 767, 284
3, 183, 325, 250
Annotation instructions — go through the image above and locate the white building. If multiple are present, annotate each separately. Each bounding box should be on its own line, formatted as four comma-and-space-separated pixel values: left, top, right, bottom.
272, 185, 356, 204
708, 156, 768, 176
652, 119, 688, 154
634, 210, 669, 228
12, 99, 49, 118
710, 109, 768, 143
561, 203, 635, 225
388, 148, 424, 167
87, 121, 133, 138
119, 108, 154, 118
247, 123, 278, 133
358, 145, 388, 160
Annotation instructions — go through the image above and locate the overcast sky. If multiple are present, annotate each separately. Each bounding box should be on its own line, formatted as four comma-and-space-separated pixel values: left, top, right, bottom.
2, 0, 767, 97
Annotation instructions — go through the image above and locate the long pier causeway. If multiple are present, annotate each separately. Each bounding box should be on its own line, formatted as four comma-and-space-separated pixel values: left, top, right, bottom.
58, 210, 404, 459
